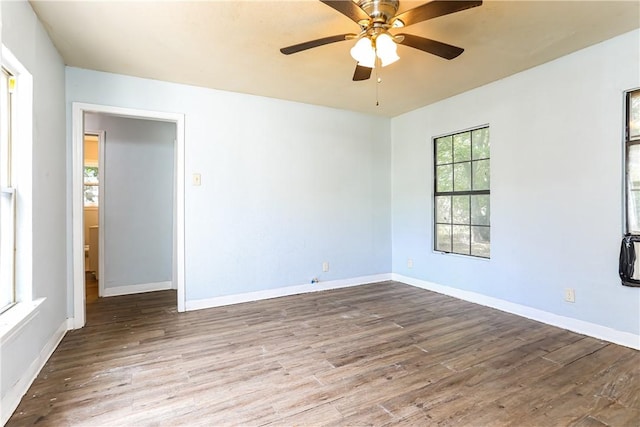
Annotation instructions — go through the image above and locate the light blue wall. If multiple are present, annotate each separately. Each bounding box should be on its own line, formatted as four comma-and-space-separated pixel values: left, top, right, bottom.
84, 114, 175, 289
1, 0, 67, 409
66, 68, 392, 303
391, 30, 640, 336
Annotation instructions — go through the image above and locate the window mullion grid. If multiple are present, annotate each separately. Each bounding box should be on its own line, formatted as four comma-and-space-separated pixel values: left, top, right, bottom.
451, 155, 455, 252
469, 131, 473, 256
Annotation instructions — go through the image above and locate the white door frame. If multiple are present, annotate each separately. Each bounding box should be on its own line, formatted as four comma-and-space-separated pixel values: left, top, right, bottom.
72, 102, 185, 328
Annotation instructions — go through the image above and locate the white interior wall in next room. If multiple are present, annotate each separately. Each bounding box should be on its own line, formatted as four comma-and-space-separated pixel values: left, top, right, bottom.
391, 29, 640, 343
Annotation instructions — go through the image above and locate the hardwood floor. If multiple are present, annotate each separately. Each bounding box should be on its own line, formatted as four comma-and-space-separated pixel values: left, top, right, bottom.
7, 282, 639, 426
85, 272, 98, 304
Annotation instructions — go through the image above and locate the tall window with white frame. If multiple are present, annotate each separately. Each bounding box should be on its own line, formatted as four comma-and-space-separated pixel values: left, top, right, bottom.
625, 89, 640, 234
0, 67, 16, 313
434, 126, 490, 258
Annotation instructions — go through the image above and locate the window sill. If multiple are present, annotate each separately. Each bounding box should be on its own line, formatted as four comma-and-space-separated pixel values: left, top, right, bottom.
433, 250, 491, 261
0, 298, 45, 345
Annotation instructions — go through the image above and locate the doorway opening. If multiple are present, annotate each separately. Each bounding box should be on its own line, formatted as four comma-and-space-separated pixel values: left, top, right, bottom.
72, 103, 185, 328
82, 130, 103, 304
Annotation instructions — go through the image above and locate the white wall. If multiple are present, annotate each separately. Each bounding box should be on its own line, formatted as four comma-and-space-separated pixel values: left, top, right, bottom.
391, 30, 640, 340
84, 113, 174, 289
83, 208, 98, 246
0, 0, 67, 420
66, 68, 392, 306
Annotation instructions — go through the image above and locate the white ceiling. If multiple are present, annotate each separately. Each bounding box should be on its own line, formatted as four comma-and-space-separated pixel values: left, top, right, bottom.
30, 0, 640, 117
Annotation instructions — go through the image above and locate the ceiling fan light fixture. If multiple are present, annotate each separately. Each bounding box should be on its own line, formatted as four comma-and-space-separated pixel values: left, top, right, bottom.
375, 33, 399, 67
350, 37, 376, 68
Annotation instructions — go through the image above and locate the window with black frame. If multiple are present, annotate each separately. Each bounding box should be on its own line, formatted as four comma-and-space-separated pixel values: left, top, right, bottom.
625, 89, 640, 234
434, 126, 490, 258
619, 90, 640, 287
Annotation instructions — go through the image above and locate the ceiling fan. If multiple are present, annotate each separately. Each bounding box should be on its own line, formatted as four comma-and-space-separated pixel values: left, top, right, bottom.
280, 0, 482, 81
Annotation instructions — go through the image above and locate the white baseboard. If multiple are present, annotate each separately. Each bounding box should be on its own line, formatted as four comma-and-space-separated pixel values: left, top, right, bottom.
393, 273, 640, 350
103, 281, 172, 297
185, 273, 392, 311
1, 318, 69, 425
67, 317, 77, 330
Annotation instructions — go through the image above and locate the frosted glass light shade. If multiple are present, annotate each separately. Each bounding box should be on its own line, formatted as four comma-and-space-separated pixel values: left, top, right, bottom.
350, 38, 376, 68
376, 33, 399, 67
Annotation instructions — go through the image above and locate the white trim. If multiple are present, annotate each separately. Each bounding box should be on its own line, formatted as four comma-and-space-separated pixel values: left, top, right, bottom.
0, 298, 44, 345
72, 103, 186, 329
186, 274, 392, 311
175, 122, 185, 308
0, 318, 69, 425
72, 103, 85, 328
103, 281, 172, 297
98, 130, 106, 297
2, 44, 34, 306
393, 274, 640, 350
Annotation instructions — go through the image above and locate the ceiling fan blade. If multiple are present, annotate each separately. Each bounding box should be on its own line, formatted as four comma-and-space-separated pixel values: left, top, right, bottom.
352, 64, 372, 81
397, 34, 464, 60
392, 1, 482, 28
280, 34, 355, 55
321, 0, 370, 24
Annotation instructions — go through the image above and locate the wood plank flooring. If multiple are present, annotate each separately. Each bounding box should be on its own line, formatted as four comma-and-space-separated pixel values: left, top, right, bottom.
7, 281, 640, 426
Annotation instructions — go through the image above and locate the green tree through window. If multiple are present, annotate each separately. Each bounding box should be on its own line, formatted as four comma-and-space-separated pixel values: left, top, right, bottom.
84, 166, 99, 206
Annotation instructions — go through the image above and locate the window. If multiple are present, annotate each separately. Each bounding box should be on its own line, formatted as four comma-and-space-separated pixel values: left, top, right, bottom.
84, 166, 99, 206
0, 67, 16, 313
626, 89, 640, 234
434, 126, 490, 258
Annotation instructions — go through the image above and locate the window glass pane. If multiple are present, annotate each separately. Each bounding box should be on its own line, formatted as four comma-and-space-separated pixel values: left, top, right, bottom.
436, 164, 453, 192
84, 185, 99, 206
0, 70, 8, 187
630, 90, 640, 140
1, 192, 15, 309
471, 226, 490, 258
436, 224, 452, 252
628, 145, 640, 232
472, 128, 490, 159
472, 159, 490, 191
436, 136, 452, 165
84, 166, 98, 184
629, 191, 640, 233
453, 162, 471, 191
471, 195, 490, 226
453, 132, 471, 162
84, 166, 99, 206
452, 225, 470, 255
452, 195, 470, 224
435, 196, 451, 223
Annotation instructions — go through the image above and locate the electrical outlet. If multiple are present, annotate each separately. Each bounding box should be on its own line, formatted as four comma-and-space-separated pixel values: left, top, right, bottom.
407, 258, 413, 268
192, 173, 202, 186
564, 288, 575, 303
322, 261, 329, 272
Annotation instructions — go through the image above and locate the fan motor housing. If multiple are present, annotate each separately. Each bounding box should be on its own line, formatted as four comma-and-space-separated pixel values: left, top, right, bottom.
357, 0, 400, 24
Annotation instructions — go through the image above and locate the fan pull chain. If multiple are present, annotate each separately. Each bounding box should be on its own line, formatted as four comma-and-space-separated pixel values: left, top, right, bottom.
375, 57, 380, 107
